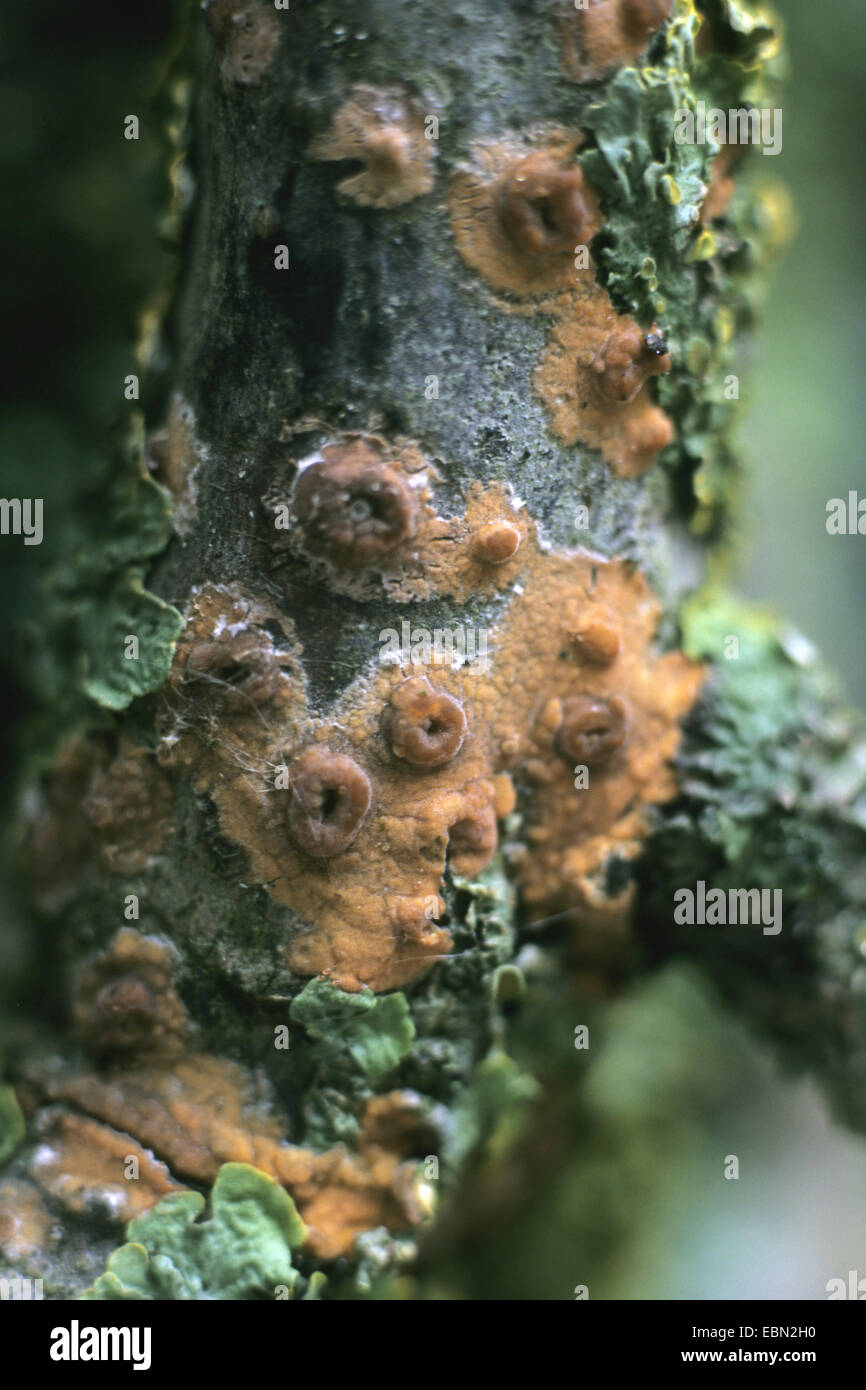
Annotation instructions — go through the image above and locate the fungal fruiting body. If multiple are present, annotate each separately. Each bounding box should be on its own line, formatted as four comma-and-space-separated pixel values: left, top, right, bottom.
184, 630, 284, 708
571, 615, 621, 666
555, 0, 673, 82
286, 747, 373, 857
473, 520, 522, 564
74, 929, 188, 1058
535, 299, 674, 475
307, 85, 435, 208
29, 733, 174, 898
555, 695, 628, 765
389, 676, 468, 767
501, 150, 599, 258
269, 445, 530, 603
449, 136, 674, 476
293, 441, 419, 565
591, 325, 672, 405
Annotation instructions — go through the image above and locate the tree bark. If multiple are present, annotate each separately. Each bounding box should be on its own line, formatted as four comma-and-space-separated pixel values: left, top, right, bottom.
3, 0, 865, 1301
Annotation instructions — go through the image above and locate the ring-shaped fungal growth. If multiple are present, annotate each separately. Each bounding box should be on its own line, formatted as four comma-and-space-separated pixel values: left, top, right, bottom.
388, 675, 468, 768
293, 442, 419, 565
184, 632, 282, 708
555, 694, 627, 765
286, 746, 373, 857
500, 150, 597, 258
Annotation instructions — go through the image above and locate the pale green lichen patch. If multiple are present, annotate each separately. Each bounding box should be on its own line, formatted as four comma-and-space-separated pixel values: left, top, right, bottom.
24, 421, 183, 727
290, 980, 415, 1082
82, 1163, 315, 1301
638, 593, 866, 1127
579, 0, 787, 534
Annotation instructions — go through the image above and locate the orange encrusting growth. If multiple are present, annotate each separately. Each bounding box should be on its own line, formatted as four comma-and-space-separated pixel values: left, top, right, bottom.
31, 1055, 426, 1260
448, 134, 674, 476
156, 471, 702, 994
29, 1107, 184, 1223
28, 734, 174, 912
307, 85, 436, 209
74, 929, 189, 1058
554, 0, 673, 83
0, 1179, 52, 1261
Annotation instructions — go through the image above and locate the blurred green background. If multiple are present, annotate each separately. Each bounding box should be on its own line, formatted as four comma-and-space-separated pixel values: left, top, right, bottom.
741, 0, 866, 705
0, 0, 864, 1300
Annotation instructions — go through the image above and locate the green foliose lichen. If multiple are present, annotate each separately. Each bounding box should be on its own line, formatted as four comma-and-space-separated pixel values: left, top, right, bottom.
290, 980, 415, 1081
16, 416, 182, 760
581, 0, 789, 536
82, 1163, 319, 1301
641, 593, 866, 1124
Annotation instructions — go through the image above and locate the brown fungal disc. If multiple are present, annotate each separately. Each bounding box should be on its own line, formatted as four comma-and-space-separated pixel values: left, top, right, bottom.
555, 695, 627, 764
184, 633, 281, 707
501, 151, 596, 257
287, 747, 372, 857
591, 324, 671, 404
293, 443, 418, 564
473, 520, 522, 564
571, 620, 620, 666
622, 0, 672, 43
389, 676, 468, 768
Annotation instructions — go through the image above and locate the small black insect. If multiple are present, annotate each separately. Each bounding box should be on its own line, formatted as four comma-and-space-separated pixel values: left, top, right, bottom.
644, 330, 669, 357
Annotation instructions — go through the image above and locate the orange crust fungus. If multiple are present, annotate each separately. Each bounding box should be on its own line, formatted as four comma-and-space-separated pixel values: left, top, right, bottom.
308, 85, 435, 209
554, 0, 673, 82
156, 477, 701, 993
29, 1107, 185, 1223
28, 734, 174, 909
449, 135, 674, 476
29, 1055, 426, 1260
73, 929, 190, 1058
81, 737, 174, 874
535, 303, 673, 476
